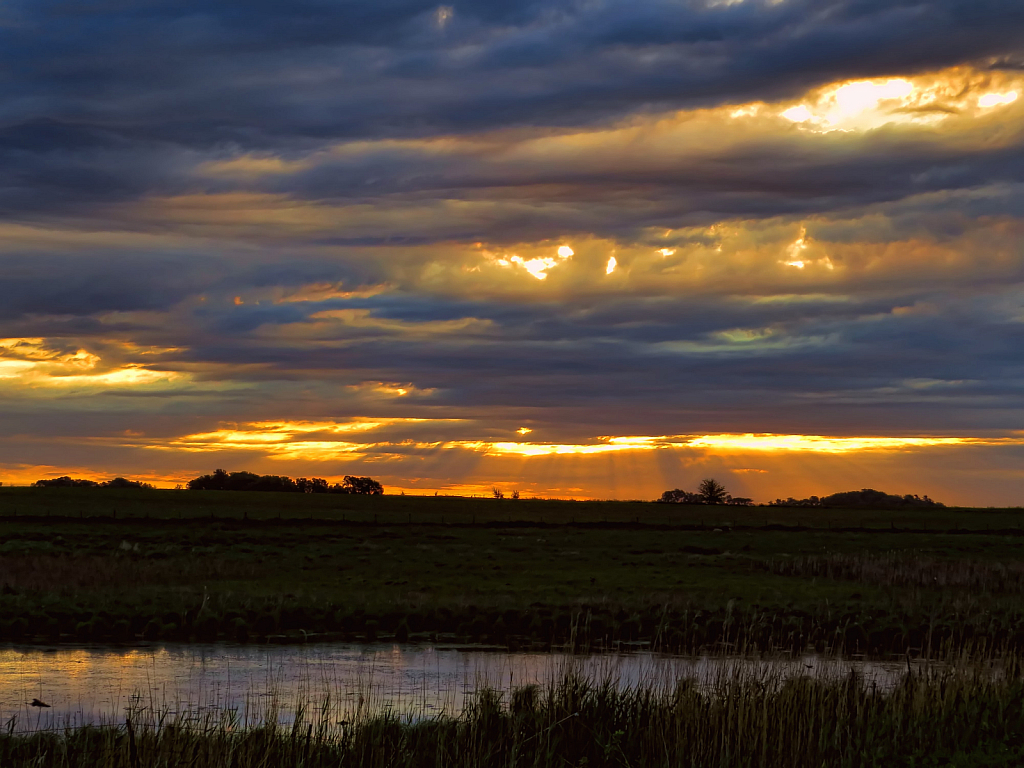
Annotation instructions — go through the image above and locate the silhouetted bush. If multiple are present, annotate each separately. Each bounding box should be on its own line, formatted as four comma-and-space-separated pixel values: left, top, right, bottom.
32, 476, 153, 488
142, 619, 161, 640
364, 620, 379, 641
395, 621, 409, 642
33, 477, 99, 488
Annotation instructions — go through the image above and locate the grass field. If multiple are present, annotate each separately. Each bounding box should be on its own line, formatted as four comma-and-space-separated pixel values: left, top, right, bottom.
1, 488, 1023, 654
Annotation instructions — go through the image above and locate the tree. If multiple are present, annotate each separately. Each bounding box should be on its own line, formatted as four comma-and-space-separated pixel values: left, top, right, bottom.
339, 476, 384, 495
33, 477, 98, 488
698, 478, 728, 505
296, 477, 330, 494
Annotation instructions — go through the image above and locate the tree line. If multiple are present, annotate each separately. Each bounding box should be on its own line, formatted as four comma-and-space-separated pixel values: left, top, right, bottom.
659, 478, 753, 506
658, 479, 943, 508
186, 469, 383, 495
30, 470, 385, 495
33, 476, 153, 489
767, 488, 944, 508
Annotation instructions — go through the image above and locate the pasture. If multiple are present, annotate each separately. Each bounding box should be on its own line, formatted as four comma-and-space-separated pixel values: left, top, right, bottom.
1, 488, 1022, 654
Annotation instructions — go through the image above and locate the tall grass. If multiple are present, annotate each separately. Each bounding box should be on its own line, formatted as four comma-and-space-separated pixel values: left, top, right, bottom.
5, 655, 1024, 766
760, 550, 1024, 593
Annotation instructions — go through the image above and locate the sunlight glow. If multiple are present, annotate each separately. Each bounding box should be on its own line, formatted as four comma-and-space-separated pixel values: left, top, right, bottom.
685, 434, 979, 453
144, 424, 1022, 462
606, 256, 617, 274
0, 338, 180, 390
766, 69, 1024, 133
492, 244, 575, 280
833, 79, 914, 117
782, 105, 813, 123
978, 91, 1018, 108
510, 256, 558, 280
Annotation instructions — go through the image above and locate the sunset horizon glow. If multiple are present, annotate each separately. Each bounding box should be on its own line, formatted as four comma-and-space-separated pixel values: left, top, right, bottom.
2, 1, 1023, 505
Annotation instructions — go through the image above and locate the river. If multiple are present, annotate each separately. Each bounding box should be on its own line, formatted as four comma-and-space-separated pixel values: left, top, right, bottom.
0, 643, 922, 733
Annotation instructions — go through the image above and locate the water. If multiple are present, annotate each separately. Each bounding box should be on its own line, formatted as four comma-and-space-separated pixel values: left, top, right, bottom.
0, 643, 920, 733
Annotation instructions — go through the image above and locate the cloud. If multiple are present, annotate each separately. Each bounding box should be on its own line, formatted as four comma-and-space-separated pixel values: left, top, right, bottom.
1, 1, 1023, 501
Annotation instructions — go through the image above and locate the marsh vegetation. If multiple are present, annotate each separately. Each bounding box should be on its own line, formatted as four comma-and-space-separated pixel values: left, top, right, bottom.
2, 487, 1024, 763
5, 655, 1024, 767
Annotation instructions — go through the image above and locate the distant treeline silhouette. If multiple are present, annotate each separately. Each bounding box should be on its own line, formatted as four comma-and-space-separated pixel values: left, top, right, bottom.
32, 476, 153, 489
768, 488, 943, 508
659, 480, 943, 508
659, 478, 753, 506
186, 468, 384, 495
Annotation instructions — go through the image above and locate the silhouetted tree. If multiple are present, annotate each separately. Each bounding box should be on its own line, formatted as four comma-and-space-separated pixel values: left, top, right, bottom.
187, 469, 310, 493
337, 476, 384, 495
296, 477, 330, 494
698, 478, 728, 505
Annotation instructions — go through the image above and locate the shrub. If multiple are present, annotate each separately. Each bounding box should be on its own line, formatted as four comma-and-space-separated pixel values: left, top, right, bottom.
232, 618, 250, 643
254, 613, 276, 636
143, 619, 161, 641
364, 620, 379, 641
196, 615, 220, 641
395, 621, 409, 643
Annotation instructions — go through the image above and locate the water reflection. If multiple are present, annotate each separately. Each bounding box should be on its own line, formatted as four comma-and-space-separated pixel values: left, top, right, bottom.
0, 643, 922, 732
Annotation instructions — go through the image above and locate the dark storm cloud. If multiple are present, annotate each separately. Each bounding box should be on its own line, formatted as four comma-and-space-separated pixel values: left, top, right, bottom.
0, 0, 1021, 224
113, 274, 1016, 438
1, 0, 1024, 499
258, 132, 1024, 245
3, 0, 1023, 149
0, 251, 209, 319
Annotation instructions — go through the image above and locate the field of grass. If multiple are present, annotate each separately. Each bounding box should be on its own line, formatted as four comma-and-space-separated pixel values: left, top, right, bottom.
6, 661, 1024, 767
1, 488, 1023, 654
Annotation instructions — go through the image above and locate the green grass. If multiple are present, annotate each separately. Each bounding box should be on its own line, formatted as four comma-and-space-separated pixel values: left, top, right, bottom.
1, 488, 1024, 654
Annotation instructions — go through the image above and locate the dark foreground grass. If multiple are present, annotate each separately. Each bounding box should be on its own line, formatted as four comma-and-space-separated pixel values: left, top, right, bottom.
2, 489, 1024, 655
5, 662, 1024, 767
2, 486, 1023, 529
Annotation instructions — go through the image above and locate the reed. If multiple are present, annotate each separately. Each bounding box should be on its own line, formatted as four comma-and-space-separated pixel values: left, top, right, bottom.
759, 550, 1024, 593
4, 654, 1024, 766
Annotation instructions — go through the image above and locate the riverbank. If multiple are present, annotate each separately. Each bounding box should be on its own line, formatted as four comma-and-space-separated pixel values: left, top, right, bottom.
4, 660, 1024, 767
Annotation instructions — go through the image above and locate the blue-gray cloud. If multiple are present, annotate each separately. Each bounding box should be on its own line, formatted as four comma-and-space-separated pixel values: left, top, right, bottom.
1, 0, 1023, 492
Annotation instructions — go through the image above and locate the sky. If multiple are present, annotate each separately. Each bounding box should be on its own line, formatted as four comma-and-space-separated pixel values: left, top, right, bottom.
1, 0, 1024, 504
